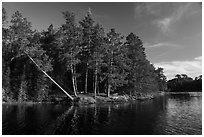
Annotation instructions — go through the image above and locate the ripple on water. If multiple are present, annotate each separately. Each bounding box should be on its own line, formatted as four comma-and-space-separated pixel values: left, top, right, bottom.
2, 95, 202, 135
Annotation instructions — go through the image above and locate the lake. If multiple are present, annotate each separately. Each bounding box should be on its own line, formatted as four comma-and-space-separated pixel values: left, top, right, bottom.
2, 93, 202, 135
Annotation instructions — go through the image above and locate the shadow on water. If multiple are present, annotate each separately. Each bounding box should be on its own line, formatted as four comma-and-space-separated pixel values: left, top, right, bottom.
2, 103, 71, 135
44, 97, 169, 135
2, 94, 202, 135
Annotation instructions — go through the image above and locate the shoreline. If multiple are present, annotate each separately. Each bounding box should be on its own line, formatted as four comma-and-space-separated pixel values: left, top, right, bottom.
3, 91, 201, 105
2, 92, 166, 104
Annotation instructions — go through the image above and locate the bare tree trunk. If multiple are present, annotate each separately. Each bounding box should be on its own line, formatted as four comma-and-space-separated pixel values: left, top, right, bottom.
85, 62, 88, 94
73, 65, 78, 94
71, 64, 77, 97
107, 52, 113, 97
107, 84, 111, 97
93, 70, 95, 94
26, 53, 74, 100
94, 62, 98, 98
97, 84, 99, 95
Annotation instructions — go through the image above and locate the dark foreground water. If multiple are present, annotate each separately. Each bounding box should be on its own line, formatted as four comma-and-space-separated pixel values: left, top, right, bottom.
2, 93, 202, 135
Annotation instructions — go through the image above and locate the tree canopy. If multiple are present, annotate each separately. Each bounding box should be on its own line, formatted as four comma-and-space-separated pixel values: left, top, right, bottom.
2, 8, 168, 102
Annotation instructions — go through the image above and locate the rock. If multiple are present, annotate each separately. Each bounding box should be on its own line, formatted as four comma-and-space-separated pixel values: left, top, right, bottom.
96, 96, 112, 102
112, 93, 118, 96
78, 95, 96, 104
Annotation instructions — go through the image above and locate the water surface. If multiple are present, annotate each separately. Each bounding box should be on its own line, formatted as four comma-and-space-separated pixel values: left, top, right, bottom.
2, 93, 202, 135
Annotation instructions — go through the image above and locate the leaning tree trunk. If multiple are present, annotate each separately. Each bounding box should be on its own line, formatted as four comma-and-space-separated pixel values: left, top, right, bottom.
26, 53, 74, 100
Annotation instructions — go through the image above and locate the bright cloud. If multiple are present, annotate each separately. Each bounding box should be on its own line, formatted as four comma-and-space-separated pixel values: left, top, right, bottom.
155, 56, 202, 80
195, 56, 202, 60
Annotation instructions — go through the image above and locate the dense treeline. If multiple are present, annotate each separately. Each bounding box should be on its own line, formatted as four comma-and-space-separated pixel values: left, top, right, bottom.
167, 74, 202, 92
2, 8, 167, 102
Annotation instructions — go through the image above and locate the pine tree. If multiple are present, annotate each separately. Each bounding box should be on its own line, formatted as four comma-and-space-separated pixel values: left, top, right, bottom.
2, 7, 11, 100
105, 28, 128, 97
59, 11, 82, 96
89, 23, 106, 98
8, 11, 33, 100
125, 33, 158, 95
155, 67, 167, 91
8, 11, 52, 101
79, 10, 95, 94
40, 24, 66, 94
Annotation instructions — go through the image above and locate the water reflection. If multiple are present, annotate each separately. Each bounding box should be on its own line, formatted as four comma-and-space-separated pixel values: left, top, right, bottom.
2, 94, 202, 135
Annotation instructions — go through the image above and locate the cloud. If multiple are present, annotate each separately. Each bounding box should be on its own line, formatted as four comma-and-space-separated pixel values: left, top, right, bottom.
154, 3, 193, 33
155, 17, 172, 33
134, 3, 162, 18
155, 57, 202, 80
195, 56, 202, 60
144, 42, 181, 48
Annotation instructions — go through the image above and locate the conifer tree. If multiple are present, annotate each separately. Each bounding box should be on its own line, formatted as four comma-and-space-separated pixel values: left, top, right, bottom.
79, 10, 95, 93
2, 7, 11, 100
90, 23, 106, 97
59, 11, 82, 96
125, 33, 156, 94
7, 11, 52, 101
105, 29, 128, 97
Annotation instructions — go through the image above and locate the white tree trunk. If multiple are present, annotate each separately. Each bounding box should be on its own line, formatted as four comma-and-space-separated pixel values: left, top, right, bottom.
26, 53, 74, 100
71, 64, 77, 97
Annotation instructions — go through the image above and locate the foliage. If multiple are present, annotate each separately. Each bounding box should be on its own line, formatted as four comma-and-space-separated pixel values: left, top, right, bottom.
124, 33, 162, 94
167, 74, 202, 92
18, 80, 28, 102
2, 8, 169, 102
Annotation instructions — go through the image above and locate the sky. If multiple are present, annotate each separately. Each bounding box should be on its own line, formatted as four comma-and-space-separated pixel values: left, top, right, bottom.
2, 2, 202, 80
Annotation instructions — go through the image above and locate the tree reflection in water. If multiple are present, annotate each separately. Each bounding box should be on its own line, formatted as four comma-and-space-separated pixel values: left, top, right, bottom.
2, 95, 202, 135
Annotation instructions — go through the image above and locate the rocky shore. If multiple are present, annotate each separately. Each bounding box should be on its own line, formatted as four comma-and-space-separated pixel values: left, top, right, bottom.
76, 92, 158, 104
3, 90, 165, 104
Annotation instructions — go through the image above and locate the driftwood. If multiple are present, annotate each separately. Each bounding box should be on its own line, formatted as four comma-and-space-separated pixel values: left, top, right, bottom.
26, 53, 74, 101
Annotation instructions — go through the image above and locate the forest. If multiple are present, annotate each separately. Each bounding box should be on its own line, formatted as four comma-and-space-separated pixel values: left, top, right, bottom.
167, 74, 202, 92
2, 8, 168, 102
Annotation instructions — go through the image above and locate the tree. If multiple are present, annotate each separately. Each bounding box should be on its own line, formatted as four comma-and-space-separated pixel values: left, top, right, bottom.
3, 8, 170, 102
105, 28, 128, 97
40, 24, 67, 95
2, 7, 11, 100
89, 23, 106, 98
175, 74, 181, 79
155, 67, 167, 91
125, 33, 147, 94
79, 10, 95, 93
6, 11, 53, 101
7, 11, 33, 100
167, 74, 200, 92
2, 7, 8, 28
59, 11, 82, 97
